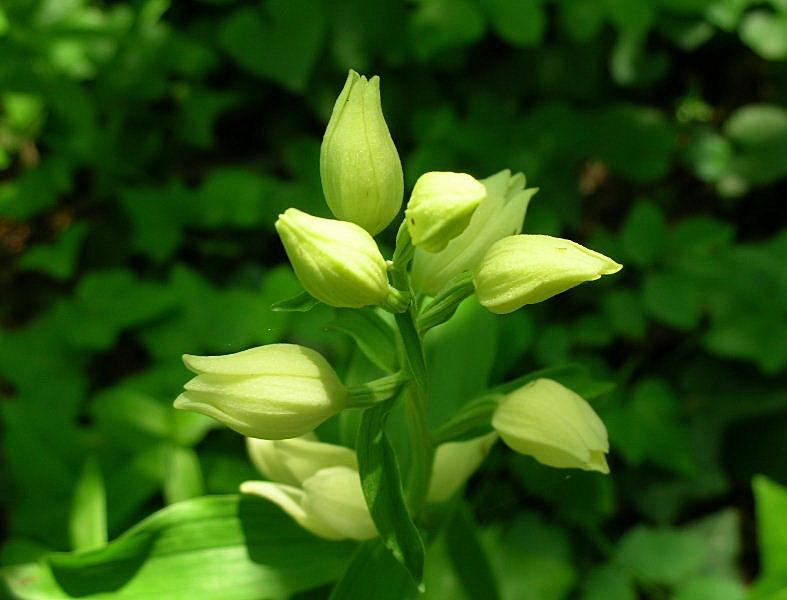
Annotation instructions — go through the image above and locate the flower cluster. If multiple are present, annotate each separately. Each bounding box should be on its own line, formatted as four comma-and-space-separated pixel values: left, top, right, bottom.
240, 433, 497, 540
174, 70, 622, 542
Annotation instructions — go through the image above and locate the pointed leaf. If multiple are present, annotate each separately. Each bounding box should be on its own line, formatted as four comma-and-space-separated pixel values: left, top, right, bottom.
357, 402, 425, 586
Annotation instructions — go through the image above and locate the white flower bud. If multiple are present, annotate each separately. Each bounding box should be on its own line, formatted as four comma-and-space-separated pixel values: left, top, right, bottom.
246, 435, 357, 487
492, 379, 610, 473
276, 208, 405, 310
473, 234, 622, 314
405, 171, 486, 253
320, 70, 403, 235
411, 169, 536, 295
174, 344, 346, 440
241, 466, 377, 541
428, 433, 497, 503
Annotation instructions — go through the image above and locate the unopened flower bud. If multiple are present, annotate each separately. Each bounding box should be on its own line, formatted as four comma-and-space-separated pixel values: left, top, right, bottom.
320, 70, 403, 235
241, 466, 377, 541
473, 235, 622, 314
246, 435, 357, 487
174, 344, 346, 440
428, 433, 497, 503
276, 208, 405, 310
411, 169, 536, 295
492, 379, 610, 473
405, 172, 486, 253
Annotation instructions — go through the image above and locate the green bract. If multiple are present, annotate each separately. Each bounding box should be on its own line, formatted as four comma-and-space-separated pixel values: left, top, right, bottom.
473, 234, 622, 314
320, 70, 403, 235
405, 171, 486, 253
174, 344, 347, 439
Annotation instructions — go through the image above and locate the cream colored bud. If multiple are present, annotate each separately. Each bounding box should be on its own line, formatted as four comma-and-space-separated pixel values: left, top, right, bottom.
241, 466, 377, 541
246, 435, 357, 487
405, 172, 486, 253
320, 70, 403, 235
411, 169, 537, 295
174, 344, 346, 440
428, 433, 498, 503
492, 379, 610, 473
275, 208, 401, 309
473, 234, 622, 314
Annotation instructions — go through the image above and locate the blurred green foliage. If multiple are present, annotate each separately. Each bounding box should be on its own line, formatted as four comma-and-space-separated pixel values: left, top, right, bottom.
1, 0, 787, 598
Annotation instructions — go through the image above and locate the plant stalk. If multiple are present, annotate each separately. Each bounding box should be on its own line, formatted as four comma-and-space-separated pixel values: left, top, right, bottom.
391, 224, 434, 513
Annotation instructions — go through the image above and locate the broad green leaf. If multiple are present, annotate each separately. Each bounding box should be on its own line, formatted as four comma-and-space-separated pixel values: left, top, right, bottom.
604, 0, 655, 34
176, 88, 240, 148
559, 0, 605, 42
740, 10, 787, 60
609, 29, 669, 87
725, 104, 787, 147
3, 496, 354, 599
191, 168, 278, 228
511, 459, 616, 527
723, 104, 787, 185
68, 458, 107, 552
605, 378, 695, 474
615, 526, 709, 587
0, 159, 71, 220
572, 313, 615, 348
703, 234, 787, 372
424, 298, 498, 427
493, 363, 615, 401
443, 504, 501, 600
65, 269, 178, 351
18, 222, 88, 280
409, 0, 486, 59
329, 540, 418, 600
218, 1, 326, 91
329, 309, 397, 373
753, 476, 787, 581
91, 388, 172, 449
271, 290, 321, 312
587, 106, 675, 182
482, 0, 546, 47
643, 271, 703, 330
482, 512, 576, 600
619, 200, 667, 267
673, 576, 746, 600
581, 565, 635, 600
683, 130, 733, 183
602, 289, 647, 339
139, 266, 294, 359
163, 446, 205, 505
533, 323, 572, 366
357, 402, 425, 586
669, 216, 735, 259
119, 184, 188, 263
104, 445, 170, 535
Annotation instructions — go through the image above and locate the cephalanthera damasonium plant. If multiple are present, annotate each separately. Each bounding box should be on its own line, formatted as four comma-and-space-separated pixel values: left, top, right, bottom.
174, 70, 622, 585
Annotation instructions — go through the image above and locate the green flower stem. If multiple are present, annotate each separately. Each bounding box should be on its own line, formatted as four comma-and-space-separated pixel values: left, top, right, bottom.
391, 224, 433, 514
432, 394, 501, 444
346, 371, 410, 408
416, 270, 475, 335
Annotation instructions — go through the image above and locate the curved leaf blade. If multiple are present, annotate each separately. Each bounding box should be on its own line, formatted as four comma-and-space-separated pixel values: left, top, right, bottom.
3, 495, 354, 600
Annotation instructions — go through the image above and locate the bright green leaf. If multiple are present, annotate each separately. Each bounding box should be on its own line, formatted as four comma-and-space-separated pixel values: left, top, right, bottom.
4, 496, 354, 599
68, 458, 107, 552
